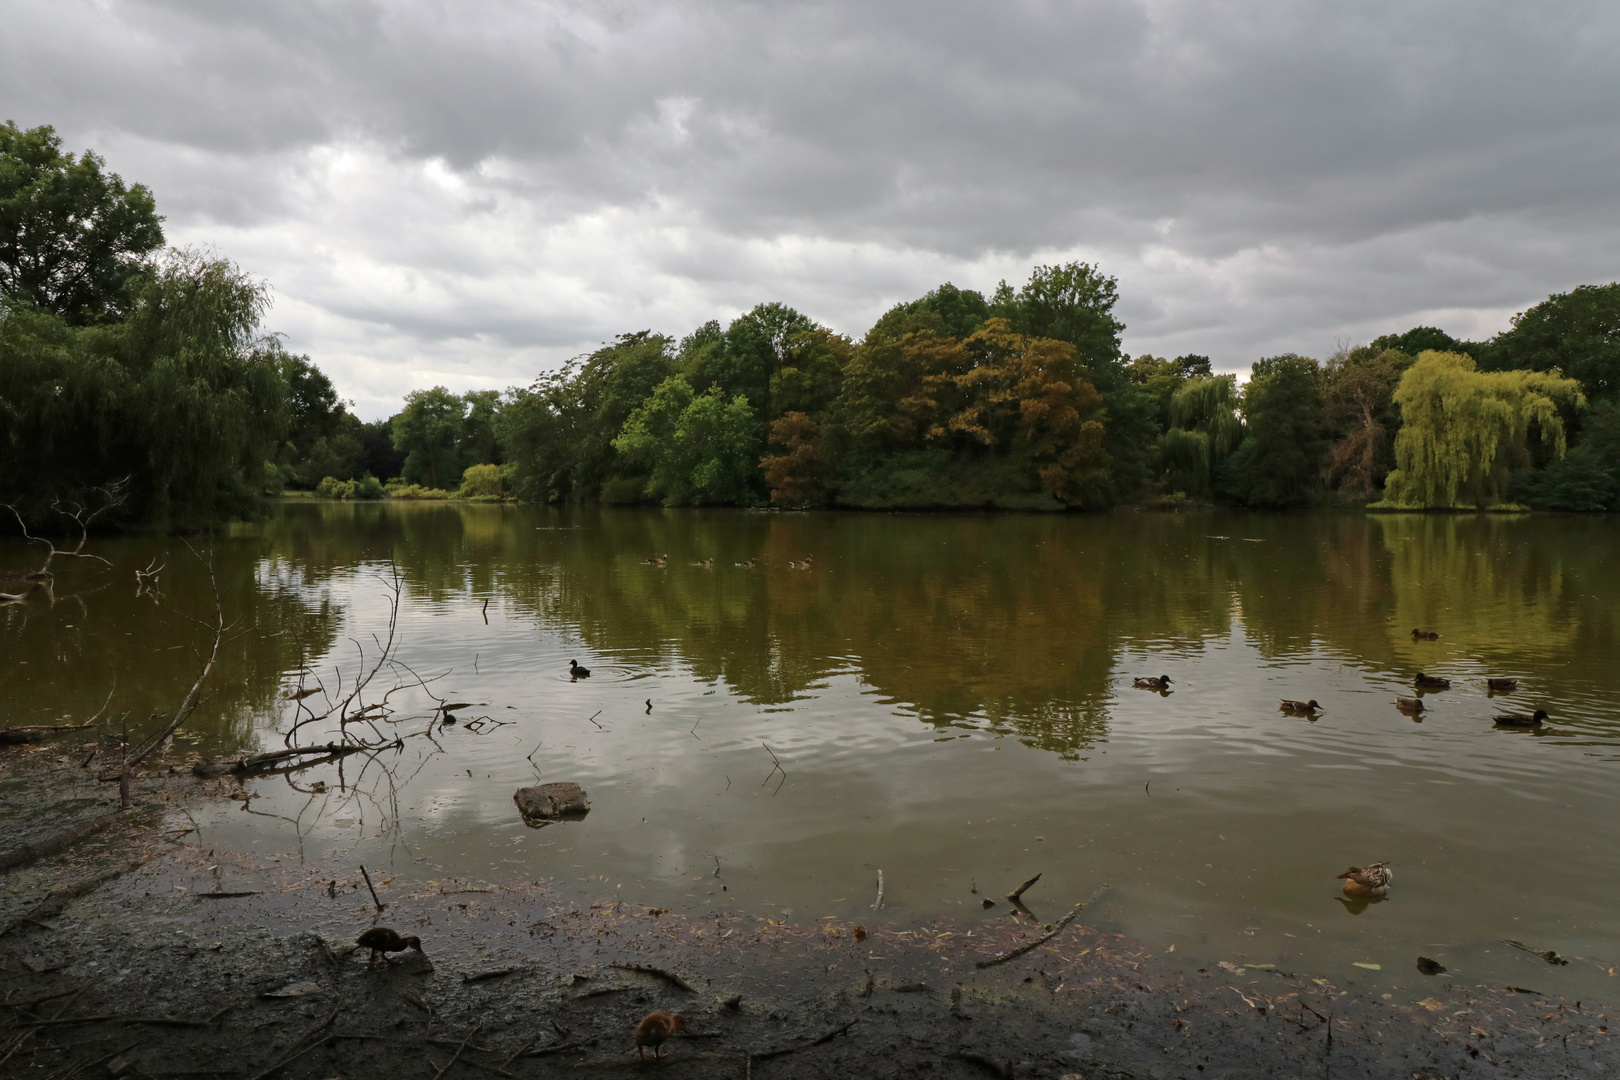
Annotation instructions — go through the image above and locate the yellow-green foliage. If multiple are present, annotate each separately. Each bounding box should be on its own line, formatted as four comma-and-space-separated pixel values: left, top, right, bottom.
457, 462, 510, 499
1379, 351, 1584, 508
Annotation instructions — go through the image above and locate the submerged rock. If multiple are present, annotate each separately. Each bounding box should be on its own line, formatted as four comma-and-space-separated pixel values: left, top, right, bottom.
514, 782, 590, 824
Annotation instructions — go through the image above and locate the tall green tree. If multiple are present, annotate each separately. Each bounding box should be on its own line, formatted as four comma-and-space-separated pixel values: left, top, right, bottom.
0, 122, 165, 324
1223, 355, 1325, 507
1160, 375, 1242, 499
686, 302, 819, 419
1380, 351, 1585, 508
392, 387, 468, 489
1321, 346, 1411, 497
613, 376, 761, 506
1479, 283, 1620, 404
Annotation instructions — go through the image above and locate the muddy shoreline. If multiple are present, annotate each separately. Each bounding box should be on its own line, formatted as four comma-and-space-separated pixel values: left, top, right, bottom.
2, 744, 1614, 1079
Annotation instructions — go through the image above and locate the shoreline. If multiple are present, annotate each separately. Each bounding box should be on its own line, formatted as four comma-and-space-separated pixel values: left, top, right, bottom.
3, 744, 1613, 1078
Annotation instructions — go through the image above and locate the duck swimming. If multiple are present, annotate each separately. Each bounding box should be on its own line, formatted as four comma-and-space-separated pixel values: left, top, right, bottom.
1494, 709, 1548, 727
787, 555, 815, 569
1395, 696, 1425, 714
569, 659, 591, 679
1413, 672, 1451, 689
734, 559, 756, 569
1410, 629, 1440, 640
1133, 675, 1172, 691
1279, 699, 1322, 715
355, 927, 424, 965
1486, 677, 1518, 693
693, 558, 713, 569
634, 1011, 687, 1061
644, 554, 669, 568
1335, 861, 1392, 899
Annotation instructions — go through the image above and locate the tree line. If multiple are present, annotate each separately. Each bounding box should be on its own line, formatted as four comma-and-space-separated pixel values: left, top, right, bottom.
4, 120, 1619, 528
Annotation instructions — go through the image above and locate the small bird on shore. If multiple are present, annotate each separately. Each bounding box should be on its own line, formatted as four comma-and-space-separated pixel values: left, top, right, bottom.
1413, 672, 1451, 689
788, 555, 814, 569
1395, 696, 1425, 714
634, 1011, 687, 1061
1410, 629, 1440, 640
1279, 699, 1322, 715
356, 927, 424, 965
1133, 675, 1172, 691
1486, 677, 1519, 694
569, 659, 591, 679
1335, 861, 1392, 899
1493, 709, 1549, 727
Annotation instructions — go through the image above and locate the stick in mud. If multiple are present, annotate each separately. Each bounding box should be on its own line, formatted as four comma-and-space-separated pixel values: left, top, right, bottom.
1007, 872, 1042, 902
359, 864, 386, 912
974, 884, 1110, 969
611, 963, 697, 992
872, 869, 885, 910
0, 810, 124, 873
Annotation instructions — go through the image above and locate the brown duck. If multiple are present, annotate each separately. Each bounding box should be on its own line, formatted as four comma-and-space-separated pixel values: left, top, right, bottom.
1395, 696, 1425, 715
1133, 675, 1173, 691
1486, 678, 1518, 693
1279, 699, 1322, 715
1335, 862, 1392, 899
355, 927, 423, 965
1494, 709, 1548, 727
1410, 629, 1440, 640
634, 1011, 687, 1061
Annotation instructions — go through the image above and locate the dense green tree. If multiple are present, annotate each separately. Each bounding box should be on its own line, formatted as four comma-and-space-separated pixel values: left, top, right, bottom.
392, 387, 467, 489
1223, 355, 1325, 507
1161, 375, 1242, 499
1479, 283, 1620, 403
1380, 351, 1585, 508
1369, 326, 1471, 358
0, 122, 165, 324
686, 302, 819, 419
613, 376, 761, 506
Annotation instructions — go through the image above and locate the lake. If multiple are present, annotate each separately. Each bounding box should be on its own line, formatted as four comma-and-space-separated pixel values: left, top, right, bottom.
5, 502, 1619, 998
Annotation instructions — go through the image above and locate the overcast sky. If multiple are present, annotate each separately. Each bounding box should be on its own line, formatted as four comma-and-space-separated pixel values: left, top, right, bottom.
4, 1, 1618, 418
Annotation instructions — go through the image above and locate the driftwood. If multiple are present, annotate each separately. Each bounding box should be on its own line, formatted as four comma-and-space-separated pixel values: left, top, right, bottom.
610, 963, 696, 992
0, 810, 124, 872
750, 1020, 857, 1061
192, 742, 369, 778
1007, 872, 1041, 902
974, 884, 1110, 969
871, 869, 884, 910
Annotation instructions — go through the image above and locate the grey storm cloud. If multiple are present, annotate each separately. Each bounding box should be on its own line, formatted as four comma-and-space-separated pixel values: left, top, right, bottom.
3, 0, 1618, 417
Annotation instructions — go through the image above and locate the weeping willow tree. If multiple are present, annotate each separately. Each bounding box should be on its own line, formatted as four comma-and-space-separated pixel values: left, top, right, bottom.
0, 249, 287, 528
1159, 375, 1242, 498
1377, 351, 1584, 509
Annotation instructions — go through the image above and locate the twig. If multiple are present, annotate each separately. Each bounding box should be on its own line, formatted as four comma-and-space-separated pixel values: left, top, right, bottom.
974, 884, 1110, 969
359, 865, 386, 912
242, 1005, 339, 1080
1007, 873, 1042, 902
19, 1013, 222, 1028
611, 963, 696, 992
526, 1041, 586, 1058
0, 982, 94, 1009
750, 1020, 856, 1060
432, 1022, 482, 1080
871, 870, 884, 910
585, 710, 603, 730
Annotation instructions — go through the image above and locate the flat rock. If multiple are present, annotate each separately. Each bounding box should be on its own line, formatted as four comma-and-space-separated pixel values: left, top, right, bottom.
514, 782, 590, 824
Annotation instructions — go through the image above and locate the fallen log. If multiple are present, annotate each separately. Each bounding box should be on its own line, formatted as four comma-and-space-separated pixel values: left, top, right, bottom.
0, 810, 124, 873
192, 742, 369, 777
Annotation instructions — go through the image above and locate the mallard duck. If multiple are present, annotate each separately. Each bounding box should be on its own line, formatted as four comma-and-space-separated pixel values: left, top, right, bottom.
1133, 675, 1172, 691
569, 659, 591, 679
693, 558, 713, 569
1493, 709, 1548, 727
733, 559, 756, 569
1412, 672, 1450, 689
788, 555, 815, 569
644, 554, 669, 568
1486, 677, 1518, 693
1279, 699, 1322, 714
1335, 861, 1392, 899
1410, 629, 1440, 640
355, 927, 423, 965
1395, 696, 1425, 714
634, 1011, 687, 1061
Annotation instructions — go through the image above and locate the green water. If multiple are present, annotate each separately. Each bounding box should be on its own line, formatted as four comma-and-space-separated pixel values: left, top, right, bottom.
5, 502, 1619, 998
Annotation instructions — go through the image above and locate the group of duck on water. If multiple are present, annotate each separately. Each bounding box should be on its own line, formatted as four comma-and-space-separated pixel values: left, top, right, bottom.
353, 929, 687, 1061
1131, 627, 1549, 904
641, 553, 816, 570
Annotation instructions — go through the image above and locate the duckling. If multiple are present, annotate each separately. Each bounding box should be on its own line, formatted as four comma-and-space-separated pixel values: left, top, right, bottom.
1412, 672, 1451, 689
1395, 696, 1425, 714
355, 927, 424, 965
1486, 677, 1518, 694
634, 1011, 687, 1061
569, 659, 591, 679
693, 558, 714, 569
1335, 861, 1392, 899
1410, 629, 1440, 640
733, 559, 756, 569
787, 555, 815, 569
644, 554, 669, 568
1493, 709, 1548, 727
1279, 699, 1322, 715
1133, 675, 1172, 691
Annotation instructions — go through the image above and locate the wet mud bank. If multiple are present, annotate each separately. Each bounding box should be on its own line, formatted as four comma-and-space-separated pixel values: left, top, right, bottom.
2, 749, 1615, 1079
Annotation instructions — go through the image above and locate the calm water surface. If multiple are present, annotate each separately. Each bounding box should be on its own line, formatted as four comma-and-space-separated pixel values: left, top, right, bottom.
5, 503, 1619, 998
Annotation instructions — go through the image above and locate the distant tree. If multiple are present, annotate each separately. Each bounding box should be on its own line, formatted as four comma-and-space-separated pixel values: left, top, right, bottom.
357, 418, 405, 480
614, 376, 761, 506
1174, 354, 1213, 378
0, 122, 165, 323
1479, 283, 1620, 403
392, 387, 467, 489
761, 412, 837, 507
1161, 375, 1242, 499
1224, 355, 1325, 507
1380, 351, 1585, 508
1127, 355, 1184, 432
461, 388, 503, 466
1369, 326, 1471, 358
1321, 346, 1411, 497
687, 302, 819, 419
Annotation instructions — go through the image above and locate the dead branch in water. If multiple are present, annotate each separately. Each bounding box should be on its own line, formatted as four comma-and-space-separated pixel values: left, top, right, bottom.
974, 884, 1111, 969
610, 963, 697, 992
191, 742, 373, 778
1007, 872, 1042, 902
871, 869, 884, 910
1, 480, 126, 583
